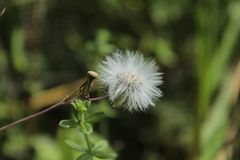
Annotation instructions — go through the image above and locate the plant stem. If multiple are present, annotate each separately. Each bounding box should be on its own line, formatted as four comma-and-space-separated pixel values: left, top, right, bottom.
84, 133, 92, 152
89, 95, 108, 101
0, 88, 80, 132
0, 100, 70, 132
79, 109, 92, 152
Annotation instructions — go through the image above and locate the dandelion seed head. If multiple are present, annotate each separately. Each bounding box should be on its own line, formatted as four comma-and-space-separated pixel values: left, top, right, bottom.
98, 50, 163, 112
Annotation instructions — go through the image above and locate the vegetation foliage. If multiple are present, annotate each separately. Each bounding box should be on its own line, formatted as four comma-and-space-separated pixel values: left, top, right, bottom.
0, 0, 240, 159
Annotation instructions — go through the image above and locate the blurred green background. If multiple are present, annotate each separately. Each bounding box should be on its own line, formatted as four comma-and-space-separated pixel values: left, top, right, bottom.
0, 0, 240, 160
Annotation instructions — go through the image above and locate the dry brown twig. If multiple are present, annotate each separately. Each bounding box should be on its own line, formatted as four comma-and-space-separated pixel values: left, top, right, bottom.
0, 71, 107, 132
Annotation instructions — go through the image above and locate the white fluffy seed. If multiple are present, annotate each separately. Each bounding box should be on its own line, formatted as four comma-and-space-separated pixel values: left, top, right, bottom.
98, 50, 163, 112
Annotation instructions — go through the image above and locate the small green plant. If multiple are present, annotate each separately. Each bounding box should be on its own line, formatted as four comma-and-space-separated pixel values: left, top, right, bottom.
59, 99, 116, 160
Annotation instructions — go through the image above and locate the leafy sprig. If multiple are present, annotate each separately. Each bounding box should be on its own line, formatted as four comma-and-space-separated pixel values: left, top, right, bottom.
59, 99, 117, 160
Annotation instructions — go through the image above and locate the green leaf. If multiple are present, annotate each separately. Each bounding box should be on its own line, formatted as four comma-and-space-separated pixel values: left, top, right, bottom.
86, 112, 106, 123
72, 99, 87, 112
11, 28, 28, 73
200, 71, 235, 160
77, 153, 93, 160
95, 29, 115, 55
65, 140, 86, 152
93, 150, 117, 159
30, 135, 62, 160
71, 99, 91, 112
92, 140, 108, 151
199, 123, 228, 160
85, 101, 91, 108
79, 122, 93, 135
155, 38, 176, 66
59, 119, 77, 129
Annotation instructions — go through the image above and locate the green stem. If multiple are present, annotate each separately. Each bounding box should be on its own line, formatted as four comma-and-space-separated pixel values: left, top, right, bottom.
79, 111, 92, 152
81, 112, 85, 123
84, 133, 92, 152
